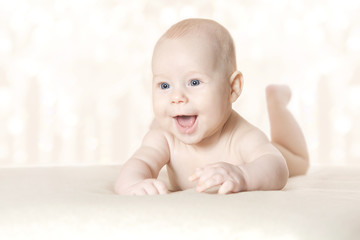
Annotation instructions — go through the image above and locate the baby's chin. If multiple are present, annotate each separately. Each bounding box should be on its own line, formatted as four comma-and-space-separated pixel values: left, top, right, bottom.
172, 131, 208, 145
158, 120, 207, 145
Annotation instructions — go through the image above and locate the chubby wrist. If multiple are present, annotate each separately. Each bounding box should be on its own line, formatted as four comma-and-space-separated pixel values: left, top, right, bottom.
237, 157, 288, 191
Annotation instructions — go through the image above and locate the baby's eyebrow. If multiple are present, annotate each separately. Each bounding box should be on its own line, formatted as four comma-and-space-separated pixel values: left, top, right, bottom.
153, 73, 168, 79
152, 71, 210, 81
185, 70, 202, 76
152, 75, 169, 83
184, 71, 211, 79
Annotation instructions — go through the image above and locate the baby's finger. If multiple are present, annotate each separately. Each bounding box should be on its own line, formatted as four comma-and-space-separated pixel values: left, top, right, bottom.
218, 180, 235, 195
143, 184, 160, 195
153, 180, 169, 195
132, 188, 147, 196
197, 174, 224, 192
188, 168, 203, 182
188, 174, 199, 182
198, 167, 227, 183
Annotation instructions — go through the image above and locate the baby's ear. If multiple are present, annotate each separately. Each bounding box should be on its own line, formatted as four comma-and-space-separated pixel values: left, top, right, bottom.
229, 71, 244, 103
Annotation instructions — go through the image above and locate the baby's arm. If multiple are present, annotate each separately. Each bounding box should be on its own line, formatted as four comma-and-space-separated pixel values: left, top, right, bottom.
240, 129, 289, 191
190, 128, 289, 194
114, 130, 170, 195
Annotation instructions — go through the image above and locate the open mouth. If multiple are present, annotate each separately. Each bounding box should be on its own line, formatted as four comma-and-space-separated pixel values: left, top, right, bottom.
174, 115, 198, 134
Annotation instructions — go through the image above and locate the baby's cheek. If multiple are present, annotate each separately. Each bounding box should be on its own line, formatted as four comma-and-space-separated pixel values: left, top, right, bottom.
153, 109, 171, 128
153, 101, 165, 115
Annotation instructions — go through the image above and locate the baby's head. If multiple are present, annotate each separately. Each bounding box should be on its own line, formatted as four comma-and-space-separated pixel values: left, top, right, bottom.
151, 18, 243, 145
154, 18, 237, 80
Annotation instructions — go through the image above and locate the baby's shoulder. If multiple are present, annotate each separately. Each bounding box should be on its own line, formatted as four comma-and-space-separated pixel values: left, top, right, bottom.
228, 111, 257, 132
142, 127, 173, 149
228, 111, 267, 142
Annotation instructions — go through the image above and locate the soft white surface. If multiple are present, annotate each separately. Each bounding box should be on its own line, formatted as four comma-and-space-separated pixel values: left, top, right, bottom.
1, 165, 359, 240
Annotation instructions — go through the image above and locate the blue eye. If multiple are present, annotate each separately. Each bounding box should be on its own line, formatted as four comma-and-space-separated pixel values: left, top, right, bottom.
160, 82, 170, 89
190, 79, 200, 86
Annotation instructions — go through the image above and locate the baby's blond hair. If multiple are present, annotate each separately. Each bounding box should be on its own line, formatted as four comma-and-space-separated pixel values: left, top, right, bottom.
157, 18, 237, 77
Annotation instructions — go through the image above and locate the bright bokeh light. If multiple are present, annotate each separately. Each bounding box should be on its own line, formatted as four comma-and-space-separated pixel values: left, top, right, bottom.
0, 0, 359, 166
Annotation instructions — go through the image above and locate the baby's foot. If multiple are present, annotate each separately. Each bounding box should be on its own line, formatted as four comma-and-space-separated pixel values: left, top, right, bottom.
266, 84, 292, 108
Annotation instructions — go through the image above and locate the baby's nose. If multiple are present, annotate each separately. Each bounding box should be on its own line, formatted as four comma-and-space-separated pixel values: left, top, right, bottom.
171, 90, 188, 104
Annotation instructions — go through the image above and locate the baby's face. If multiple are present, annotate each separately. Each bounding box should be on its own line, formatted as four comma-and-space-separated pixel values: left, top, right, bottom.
151, 34, 233, 145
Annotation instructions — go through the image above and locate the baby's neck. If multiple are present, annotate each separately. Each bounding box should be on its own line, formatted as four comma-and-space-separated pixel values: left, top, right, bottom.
190, 110, 235, 151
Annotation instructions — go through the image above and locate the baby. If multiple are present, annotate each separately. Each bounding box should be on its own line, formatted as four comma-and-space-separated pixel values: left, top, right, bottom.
115, 18, 309, 195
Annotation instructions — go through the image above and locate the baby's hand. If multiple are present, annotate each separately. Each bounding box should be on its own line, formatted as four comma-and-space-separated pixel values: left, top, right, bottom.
189, 162, 247, 194
121, 179, 169, 196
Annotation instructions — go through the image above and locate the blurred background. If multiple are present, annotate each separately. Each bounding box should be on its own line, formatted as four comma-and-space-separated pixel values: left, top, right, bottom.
0, 0, 359, 167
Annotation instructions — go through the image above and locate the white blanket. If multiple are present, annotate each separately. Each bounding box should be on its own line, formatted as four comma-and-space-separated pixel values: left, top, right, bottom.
1, 165, 359, 240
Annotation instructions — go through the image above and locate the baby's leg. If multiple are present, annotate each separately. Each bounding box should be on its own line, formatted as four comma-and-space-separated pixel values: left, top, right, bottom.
266, 85, 309, 177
